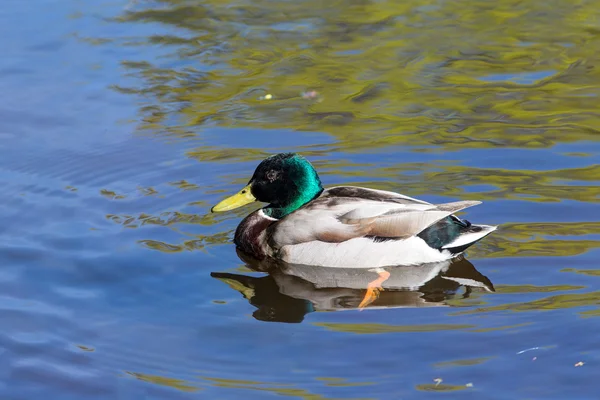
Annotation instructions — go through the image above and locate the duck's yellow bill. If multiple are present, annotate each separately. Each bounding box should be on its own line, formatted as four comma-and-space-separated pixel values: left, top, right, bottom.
211, 185, 256, 212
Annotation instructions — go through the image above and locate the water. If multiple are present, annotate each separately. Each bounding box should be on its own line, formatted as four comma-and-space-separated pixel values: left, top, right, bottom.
1, 0, 599, 398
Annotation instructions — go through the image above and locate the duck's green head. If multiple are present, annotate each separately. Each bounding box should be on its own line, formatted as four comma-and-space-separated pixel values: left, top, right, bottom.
211, 153, 323, 218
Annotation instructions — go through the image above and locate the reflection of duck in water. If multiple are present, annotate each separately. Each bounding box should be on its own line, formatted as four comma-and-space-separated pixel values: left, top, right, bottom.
211, 253, 494, 323
212, 153, 496, 307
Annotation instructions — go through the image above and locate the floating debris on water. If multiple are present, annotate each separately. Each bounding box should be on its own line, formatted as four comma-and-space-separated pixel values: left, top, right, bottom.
301, 90, 319, 99
434, 378, 442, 386
516, 346, 542, 354
259, 93, 274, 100
575, 361, 584, 367
465, 383, 474, 388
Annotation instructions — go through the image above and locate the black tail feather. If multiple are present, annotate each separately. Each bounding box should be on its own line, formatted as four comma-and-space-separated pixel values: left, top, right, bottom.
418, 216, 474, 250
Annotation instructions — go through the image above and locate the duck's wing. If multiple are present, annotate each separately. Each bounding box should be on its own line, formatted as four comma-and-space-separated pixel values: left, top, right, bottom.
320, 186, 431, 205
269, 186, 481, 247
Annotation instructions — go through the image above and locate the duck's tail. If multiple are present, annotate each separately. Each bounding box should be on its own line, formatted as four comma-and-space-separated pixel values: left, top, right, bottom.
417, 214, 497, 255
441, 224, 497, 254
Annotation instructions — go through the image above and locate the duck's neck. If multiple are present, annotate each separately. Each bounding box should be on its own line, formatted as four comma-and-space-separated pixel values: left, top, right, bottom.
264, 186, 323, 219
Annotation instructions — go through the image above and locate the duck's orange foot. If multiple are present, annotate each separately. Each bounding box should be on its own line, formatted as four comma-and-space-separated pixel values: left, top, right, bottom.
358, 269, 391, 309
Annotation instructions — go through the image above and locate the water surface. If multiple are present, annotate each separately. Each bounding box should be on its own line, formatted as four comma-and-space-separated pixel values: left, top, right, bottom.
1, 0, 599, 398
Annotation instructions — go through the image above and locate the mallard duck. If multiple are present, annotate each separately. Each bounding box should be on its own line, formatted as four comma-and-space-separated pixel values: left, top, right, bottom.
211, 152, 497, 270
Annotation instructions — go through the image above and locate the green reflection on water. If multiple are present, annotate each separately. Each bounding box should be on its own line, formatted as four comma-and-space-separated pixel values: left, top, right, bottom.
562, 268, 600, 277
126, 371, 200, 392
454, 291, 600, 315
201, 377, 374, 399
316, 377, 375, 388
314, 323, 475, 334
104, 0, 600, 152
434, 356, 492, 368
416, 383, 471, 392
495, 284, 586, 293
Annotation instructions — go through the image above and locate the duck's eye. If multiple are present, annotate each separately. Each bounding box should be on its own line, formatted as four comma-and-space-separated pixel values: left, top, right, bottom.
241, 190, 247, 194
265, 170, 279, 182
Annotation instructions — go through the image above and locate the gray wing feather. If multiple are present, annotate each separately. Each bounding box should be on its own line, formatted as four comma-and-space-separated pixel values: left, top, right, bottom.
360, 200, 481, 238
322, 186, 431, 205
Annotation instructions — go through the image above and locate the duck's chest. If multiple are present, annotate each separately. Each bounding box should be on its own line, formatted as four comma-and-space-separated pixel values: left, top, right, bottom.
233, 210, 276, 259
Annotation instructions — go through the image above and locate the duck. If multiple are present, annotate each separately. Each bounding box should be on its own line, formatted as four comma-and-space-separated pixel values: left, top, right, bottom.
211, 152, 497, 268
211, 153, 497, 306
